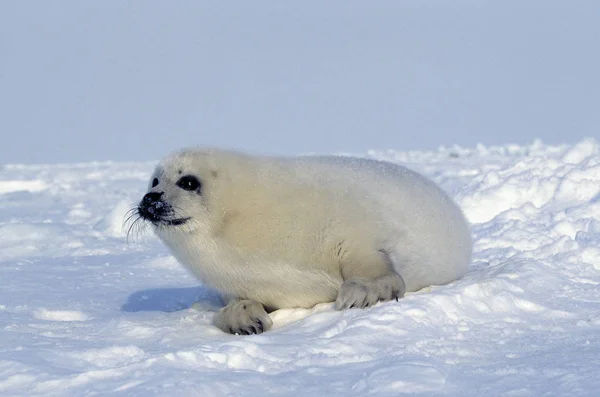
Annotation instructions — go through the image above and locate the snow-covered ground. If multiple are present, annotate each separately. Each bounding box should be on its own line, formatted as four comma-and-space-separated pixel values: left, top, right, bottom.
1, 140, 599, 396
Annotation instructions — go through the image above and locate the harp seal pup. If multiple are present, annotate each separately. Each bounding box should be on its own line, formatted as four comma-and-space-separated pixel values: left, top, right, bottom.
136, 148, 472, 334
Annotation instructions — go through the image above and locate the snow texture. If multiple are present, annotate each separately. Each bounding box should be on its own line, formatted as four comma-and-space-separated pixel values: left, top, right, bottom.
1, 140, 599, 396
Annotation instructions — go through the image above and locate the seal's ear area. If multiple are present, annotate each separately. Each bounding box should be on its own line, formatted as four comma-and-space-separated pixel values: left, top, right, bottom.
176, 175, 203, 194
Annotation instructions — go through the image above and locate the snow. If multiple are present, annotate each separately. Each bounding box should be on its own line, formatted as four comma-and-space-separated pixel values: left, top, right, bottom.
1, 140, 600, 396
32, 309, 89, 322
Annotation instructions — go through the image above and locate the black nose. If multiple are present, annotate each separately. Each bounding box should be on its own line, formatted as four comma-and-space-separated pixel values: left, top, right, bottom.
143, 191, 163, 205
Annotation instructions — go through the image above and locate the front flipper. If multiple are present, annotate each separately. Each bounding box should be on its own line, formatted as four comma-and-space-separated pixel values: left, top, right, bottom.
335, 273, 405, 310
214, 299, 273, 335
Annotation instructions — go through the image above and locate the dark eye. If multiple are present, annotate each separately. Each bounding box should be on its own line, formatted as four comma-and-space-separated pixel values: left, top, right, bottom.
151, 178, 159, 188
176, 175, 202, 192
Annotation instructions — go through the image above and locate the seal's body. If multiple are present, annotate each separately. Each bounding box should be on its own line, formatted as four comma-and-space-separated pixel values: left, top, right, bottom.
136, 148, 472, 334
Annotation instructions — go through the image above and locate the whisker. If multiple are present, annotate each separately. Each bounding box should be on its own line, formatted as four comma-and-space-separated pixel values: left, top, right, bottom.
126, 216, 141, 244
123, 211, 135, 241
135, 218, 145, 240
123, 211, 139, 226
173, 212, 196, 231
171, 205, 194, 228
122, 200, 197, 241
171, 204, 191, 218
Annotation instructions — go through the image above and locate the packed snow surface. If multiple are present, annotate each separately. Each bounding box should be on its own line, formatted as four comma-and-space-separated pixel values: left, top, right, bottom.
1, 140, 600, 396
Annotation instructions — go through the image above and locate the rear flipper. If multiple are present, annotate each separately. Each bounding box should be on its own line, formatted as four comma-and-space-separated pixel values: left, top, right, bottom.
335, 272, 406, 310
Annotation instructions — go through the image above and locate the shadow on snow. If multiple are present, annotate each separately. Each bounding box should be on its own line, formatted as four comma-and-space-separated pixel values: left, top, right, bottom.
121, 286, 223, 313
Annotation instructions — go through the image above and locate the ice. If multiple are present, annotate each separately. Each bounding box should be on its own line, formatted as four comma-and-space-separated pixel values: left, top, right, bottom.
33, 309, 90, 322
0, 180, 48, 194
0, 139, 599, 396
93, 199, 136, 238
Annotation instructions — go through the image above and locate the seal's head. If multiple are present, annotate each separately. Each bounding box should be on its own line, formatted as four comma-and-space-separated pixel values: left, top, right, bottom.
135, 149, 227, 238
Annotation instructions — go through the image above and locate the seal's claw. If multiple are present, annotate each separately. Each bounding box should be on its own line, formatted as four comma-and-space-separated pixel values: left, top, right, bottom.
214, 299, 273, 335
335, 273, 406, 310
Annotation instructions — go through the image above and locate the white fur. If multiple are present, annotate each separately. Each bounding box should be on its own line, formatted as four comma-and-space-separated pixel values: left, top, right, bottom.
147, 148, 472, 311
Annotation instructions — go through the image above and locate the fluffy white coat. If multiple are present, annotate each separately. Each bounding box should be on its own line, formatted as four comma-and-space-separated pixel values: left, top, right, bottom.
147, 148, 472, 311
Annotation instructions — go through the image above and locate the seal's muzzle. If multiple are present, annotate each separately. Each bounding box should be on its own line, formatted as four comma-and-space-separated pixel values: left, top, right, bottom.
138, 192, 189, 226
138, 192, 167, 222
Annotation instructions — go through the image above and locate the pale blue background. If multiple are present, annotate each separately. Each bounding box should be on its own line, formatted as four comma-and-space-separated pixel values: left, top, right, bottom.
1, 1, 599, 164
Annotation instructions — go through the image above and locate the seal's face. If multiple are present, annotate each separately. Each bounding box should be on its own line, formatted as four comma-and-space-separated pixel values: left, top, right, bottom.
137, 182, 196, 227
135, 150, 217, 236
